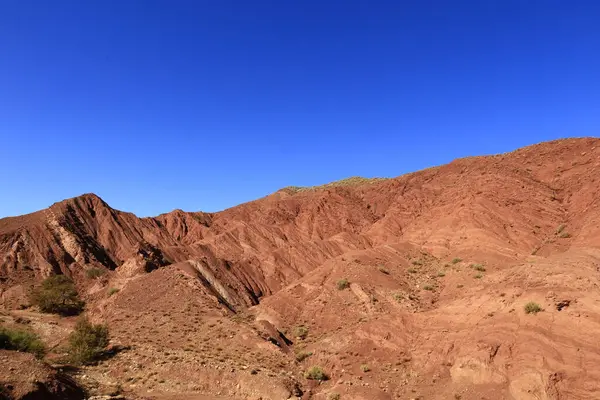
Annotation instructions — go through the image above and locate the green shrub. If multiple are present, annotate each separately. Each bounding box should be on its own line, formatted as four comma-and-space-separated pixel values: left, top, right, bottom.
524, 302, 542, 314
30, 275, 84, 316
423, 285, 434, 291
360, 364, 370, 372
67, 317, 109, 365
328, 394, 341, 400
295, 350, 313, 362
294, 325, 309, 339
305, 365, 328, 381
107, 288, 120, 296
471, 264, 486, 272
0, 326, 46, 358
336, 278, 350, 290
85, 267, 106, 279
392, 292, 403, 302
451, 258, 462, 264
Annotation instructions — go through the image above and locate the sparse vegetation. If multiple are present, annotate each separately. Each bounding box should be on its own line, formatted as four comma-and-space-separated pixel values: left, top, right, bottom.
294, 325, 309, 340
524, 302, 543, 314
392, 292, 403, 302
67, 317, 109, 365
474, 274, 483, 279
0, 325, 45, 358
408, 268, 417, 274
328, 394, 341, 400
451, 258, 462, 264
85, 267, 106, 279
30, 275, 84, 316
107, 288, 120, 296
295, 350, 313, 362
423, 285, 434, 291
437, 271, 446, 277
456, 284, 464, 288
305, 365, 328, 381
471, 264, 486, 272
360, 364, 370, 372
559, 232, 571, 238
284, 177, 388, 193
336, 278, 350, 290
411, 260, 423, 266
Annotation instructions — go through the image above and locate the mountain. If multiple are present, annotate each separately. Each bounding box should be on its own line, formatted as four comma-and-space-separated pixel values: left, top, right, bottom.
1, 137, 600, 399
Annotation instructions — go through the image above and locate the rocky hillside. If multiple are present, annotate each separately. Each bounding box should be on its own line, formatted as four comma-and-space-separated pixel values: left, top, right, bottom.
1, 137, 600, 399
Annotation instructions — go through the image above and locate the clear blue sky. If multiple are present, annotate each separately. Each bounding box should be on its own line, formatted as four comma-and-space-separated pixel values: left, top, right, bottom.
1, 1, 598, 217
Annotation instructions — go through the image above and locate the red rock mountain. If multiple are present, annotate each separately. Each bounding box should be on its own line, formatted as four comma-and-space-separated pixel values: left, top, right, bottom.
2, 137, 600, 399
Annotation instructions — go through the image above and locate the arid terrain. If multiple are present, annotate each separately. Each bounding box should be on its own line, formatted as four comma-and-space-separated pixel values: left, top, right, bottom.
2, 137, 600, 400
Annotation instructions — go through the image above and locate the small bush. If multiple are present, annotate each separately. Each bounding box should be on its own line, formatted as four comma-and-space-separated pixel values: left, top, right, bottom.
471, 264, 486, 272
67, 317, 109, 365
423, 285, 434, 291
30, 275, 84, 316
392, 292, 403, 302
328, 394, 341, 400
437, 271, 446, 277
559, 232, 571, 238
0, 326, 46, 358
305, 365, 328, 381
411, 260, 423, 266
294, 325, 309, 340
85, 267, 106, 279
407, 268, 417, 274
107, 288, 120, 296
524, 302, 543, 314
295, 350, 313, 362
360, 364, 370, 372
336, 279, 350, 290
474, 274, 483, 279
451, 258, 462, 264
456, 284, 464, 288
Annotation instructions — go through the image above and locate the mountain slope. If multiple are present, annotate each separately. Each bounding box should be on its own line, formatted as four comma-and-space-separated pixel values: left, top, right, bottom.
3, 138, 600, 305
1, 137, 600, 399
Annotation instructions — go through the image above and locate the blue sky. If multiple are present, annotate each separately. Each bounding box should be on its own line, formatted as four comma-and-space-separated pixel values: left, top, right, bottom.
0, 1, 598, 217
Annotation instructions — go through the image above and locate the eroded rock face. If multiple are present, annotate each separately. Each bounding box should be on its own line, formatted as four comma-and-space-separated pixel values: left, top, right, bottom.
0, 350, 85, 400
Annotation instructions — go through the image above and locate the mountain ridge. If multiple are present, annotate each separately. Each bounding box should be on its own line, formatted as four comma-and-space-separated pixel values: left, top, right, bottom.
2, 137, 600, 295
